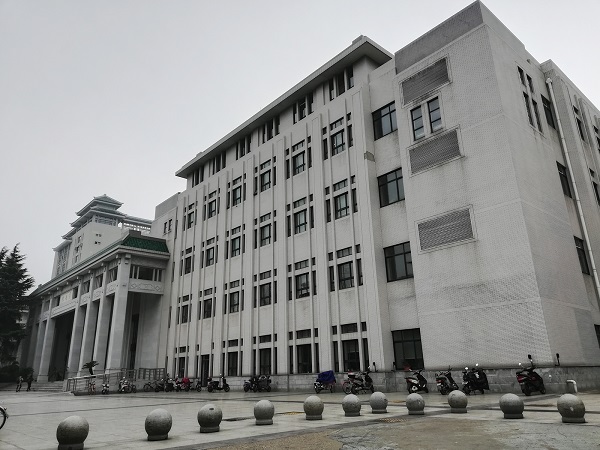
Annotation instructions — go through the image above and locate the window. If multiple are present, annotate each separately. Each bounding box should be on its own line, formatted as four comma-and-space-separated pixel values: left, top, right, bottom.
342, 339, 360, 372
523, 93, 534, 127
373, 102, 397, 140
378, 168, 404, 207
207, 199, 217, 218
595, 325, 600, 349
541, 96, 556, 129
203, 299, 212, 319
392, 328, 423, 370
574, 107, 586, 141
184, 256, 192, 274
338, 261, 354, 290
205, 247, 215, 266
181, 305, 189, 324
227, 352, 238, 377
260, 170, 271, 191
411, 106, 424, 140
336, 247, 352, 258
334, 193, 349, 219
231, 236, 241, 257
329, 266, 336, 292
427, 97, 442, 131
260, 224, 271, 246
574, 237, 590, 275
384, 242, 413, 281
594, 126, 600, 150
259, 348, 271, 375
295, 273, 310, 298
341, 323, 358, 334
292, 152, 305, 175
232, 186, 242, 206
532, 100, 543, 132
557, 163, 571, 198
297, 344, 312, 374
517, 67, 525, 85
229, 292, 240, 313
294, 209, 307, 234
593, 182, 600, 205
187, 211, 195, 228
259, 283, 271, 306
330, 130, 345, 156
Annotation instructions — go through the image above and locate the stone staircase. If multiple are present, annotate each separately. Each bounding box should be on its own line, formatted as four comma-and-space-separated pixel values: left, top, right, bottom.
26, 381, 66, 393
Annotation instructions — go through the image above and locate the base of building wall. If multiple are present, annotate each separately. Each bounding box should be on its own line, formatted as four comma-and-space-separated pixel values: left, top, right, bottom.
223, 366, 600, 393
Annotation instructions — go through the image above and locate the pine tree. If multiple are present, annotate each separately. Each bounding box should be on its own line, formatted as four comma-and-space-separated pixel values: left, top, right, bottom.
0, 245, 34, 365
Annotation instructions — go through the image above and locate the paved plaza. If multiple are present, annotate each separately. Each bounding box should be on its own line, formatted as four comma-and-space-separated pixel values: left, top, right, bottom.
1, 388, 600, 449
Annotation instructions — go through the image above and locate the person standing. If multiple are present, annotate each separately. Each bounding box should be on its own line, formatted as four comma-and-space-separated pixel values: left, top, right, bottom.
26, 373, 34, 391
16, 375, 23, 392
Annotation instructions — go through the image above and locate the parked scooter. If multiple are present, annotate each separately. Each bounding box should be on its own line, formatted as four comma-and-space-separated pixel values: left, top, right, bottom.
253, 375, 272, 392
516, 357, 546, 396
164, 376, 175, 392
207, 375, 230, 392
435, 368, 459, 395
118, 378, 137, 393
174, 377, 183, 392
462, 364, 489, 395
350, 369, 375, 394
314, 370, 336, 394
181, 376, 192, 392
194, 378, 202, 392
101, 381, 110, 394
0, 405, 8, 430
405, 368, 429, 394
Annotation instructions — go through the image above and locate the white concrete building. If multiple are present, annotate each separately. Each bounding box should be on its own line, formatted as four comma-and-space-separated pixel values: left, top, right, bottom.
25, 1, 600, 388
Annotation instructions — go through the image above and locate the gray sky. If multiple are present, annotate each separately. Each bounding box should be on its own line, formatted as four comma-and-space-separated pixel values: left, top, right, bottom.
1, 0, 599, 289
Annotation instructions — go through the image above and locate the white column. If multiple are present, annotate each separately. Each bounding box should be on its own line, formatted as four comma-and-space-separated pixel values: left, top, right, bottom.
92, 269, 111, 371
105, 258, 129, 371
77, 301, 99, 376
32, 319, 46, 377
37, 317, 56, 382
66, 304, 85, 378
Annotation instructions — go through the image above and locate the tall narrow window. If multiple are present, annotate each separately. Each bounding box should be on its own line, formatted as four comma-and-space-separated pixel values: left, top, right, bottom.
557, 163, 572, 198
427, 97, 442, 131
338, 262, 354, 290
334, 193, 349, 219
384, 242, 413, 281
295, 273, 310, 298
574, 237, 590, 275
411, 106, 424, 140
294, 209, 307, 234
259, 283, 272, 306
378, 168, 404, 207
523, 93, 534, 126
541, 96, 556, 129
532, 100, 542, 132
373, 102, 398, 140
574, 107, 586, 141
330, 131, 345, 156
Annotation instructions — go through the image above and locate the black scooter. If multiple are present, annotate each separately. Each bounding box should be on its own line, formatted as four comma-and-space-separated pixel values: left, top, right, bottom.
462, 364, 489, 395
405, 368, 428, 394
516, 358, 546, 396
207, 375, 230, 392
435, 368, 459, 395
350, 369, 374, 394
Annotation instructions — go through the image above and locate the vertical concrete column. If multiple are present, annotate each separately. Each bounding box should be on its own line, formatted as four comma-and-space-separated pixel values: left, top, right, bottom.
138, 296, 161, 368
92, 268, 110, 371
78, 301, 99, 376
66, 305, 86, 378
105, 257, 130, 371
26, 311, 40, 369
32, 319, 46, 377
37, 317, 56, 382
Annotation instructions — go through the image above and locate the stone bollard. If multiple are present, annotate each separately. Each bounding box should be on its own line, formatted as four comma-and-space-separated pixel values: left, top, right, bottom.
198, 403, 222, 432
254, 400, 275, 425
304, 395, 324, 420
56, 415, 89, 450
406, 393, 425, 415
448, 390, 468, 413
342, 394, 361, 417
499, 393, 524, 419
557, 394, 586, 423
566, 380, 577, 394
145, 408, 172, 441
369, 392, 388, 414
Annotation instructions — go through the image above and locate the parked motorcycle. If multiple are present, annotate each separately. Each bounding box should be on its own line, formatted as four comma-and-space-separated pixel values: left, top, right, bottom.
164, 377, 175, 392
143, 380, 158, 392
462, 364, 489, 395
517, 359, 546, 396
194, 378, 202, 392
435, 368, 459, 395
243, 377, 254, 392
174, 377, 183, 392
314, 370, 336, 394
181, 377, 192, 392
0, 405, 8, 430
118, 378, 137, 393
406, 368, 429, 394
101, 381, 110, 394
350, 369, 375, 394
207, 375, 230, 392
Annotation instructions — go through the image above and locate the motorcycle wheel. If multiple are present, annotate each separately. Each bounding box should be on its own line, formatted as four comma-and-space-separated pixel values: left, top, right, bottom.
253, 385, 258, 393
224, 385, 230, 392
462, 386, 471, 395
0, 409, 6, 430
244, 385, 250, 392
408, 384, 419, 394
370, 385, 375, 393
207, 386, 214, 393
154, 387, 160, 393
330, 385, 334, 393
351, 385, 358, 395
144, 384, 151, 392
196, 385, 202, 392
132, 385, 137, 393
523, 385, 531, 396
342, 382, 352, 394
540, 387, 546, 395
315, 386, 321, 394
267, 386, 271, 392
185, 386, 190, 392
424, 387, 429, 393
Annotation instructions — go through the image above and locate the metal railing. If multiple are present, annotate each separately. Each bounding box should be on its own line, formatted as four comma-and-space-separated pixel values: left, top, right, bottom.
66, 367, 166, 393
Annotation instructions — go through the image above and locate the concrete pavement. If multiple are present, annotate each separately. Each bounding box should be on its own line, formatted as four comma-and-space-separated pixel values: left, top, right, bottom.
1, 388, 599, 449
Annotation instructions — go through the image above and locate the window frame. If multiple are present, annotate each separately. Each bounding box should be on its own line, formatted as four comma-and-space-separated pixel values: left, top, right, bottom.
260, 170, 271, 192
292, 152, 305, 175
294, 209, 307, 234
330, 130, 345, 156
333, 192, 349, 219
373, 102, 398, 140
337, 261, 354, 290
295, 273, 310, 298
259, 283, 272, 306
384, 242, 413, 282
230, 236, 241, 257
260, 224, 272, 246
378, 168, 404, 207
229, 291, 240, 313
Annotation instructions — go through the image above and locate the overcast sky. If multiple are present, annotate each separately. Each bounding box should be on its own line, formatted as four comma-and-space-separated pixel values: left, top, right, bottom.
1, 0, 599, 289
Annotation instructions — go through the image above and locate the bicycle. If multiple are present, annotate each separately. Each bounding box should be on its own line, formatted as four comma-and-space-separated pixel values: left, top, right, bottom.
87, 380, 96, 395
0, 405, 8, 430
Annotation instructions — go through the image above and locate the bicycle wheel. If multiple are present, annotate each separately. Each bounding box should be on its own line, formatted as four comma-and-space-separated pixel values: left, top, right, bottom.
0, 409, 7, 430
143, 383, 151, 392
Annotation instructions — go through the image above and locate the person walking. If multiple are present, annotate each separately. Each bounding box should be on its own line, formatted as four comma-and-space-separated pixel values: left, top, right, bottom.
26, 373, 34, 391
16, 375, 23, 392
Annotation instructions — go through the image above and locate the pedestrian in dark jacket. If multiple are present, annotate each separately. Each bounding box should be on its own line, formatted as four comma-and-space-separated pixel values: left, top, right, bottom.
26, 374, 34, 391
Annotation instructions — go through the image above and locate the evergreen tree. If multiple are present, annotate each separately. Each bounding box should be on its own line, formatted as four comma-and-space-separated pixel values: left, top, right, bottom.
0, 245, 34, 365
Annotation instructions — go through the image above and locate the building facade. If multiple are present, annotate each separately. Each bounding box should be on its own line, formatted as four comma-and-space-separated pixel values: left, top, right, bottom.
26, 2, 600, 386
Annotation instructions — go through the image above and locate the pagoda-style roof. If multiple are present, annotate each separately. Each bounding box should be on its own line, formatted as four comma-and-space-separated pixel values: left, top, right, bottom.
75, 194, 123, 217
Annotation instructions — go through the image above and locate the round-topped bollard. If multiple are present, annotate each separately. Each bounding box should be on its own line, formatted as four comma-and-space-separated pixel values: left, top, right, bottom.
557, 394, 586, 423
254, 399, 275, 425
406, 393, 425, 415
499, 393, 524, 419
56, 415, 89, 450
304, 395, 324, 420
342, 394, 361, 417
145, 408, 172, 441
369, 392, 388, 414
198, 403, 222, 432
448, 390, 468, 413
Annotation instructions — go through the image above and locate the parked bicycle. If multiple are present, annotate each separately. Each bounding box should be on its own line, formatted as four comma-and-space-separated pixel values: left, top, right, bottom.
0, 405, 8, 430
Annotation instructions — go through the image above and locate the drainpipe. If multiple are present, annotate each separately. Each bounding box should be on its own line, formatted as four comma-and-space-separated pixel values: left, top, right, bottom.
546, 77, 600, 300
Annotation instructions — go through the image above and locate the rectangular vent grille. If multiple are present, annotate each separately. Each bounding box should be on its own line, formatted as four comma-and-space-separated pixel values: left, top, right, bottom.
409, 129, 460, 174
418, 209, 473, 251
402, 58, 449, 105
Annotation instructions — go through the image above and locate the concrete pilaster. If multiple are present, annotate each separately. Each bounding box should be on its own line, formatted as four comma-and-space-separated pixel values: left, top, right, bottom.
66, 304, 86, 378
78, 301, 99, 376
105, 259, 129, 371
92, 269, 110, 371
32, 320, 46, 377
37, 317, 56, 382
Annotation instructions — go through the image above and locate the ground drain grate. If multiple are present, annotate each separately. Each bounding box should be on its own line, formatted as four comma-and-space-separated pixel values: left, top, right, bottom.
223, 417, 253, 422
379, 417, 406, 423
